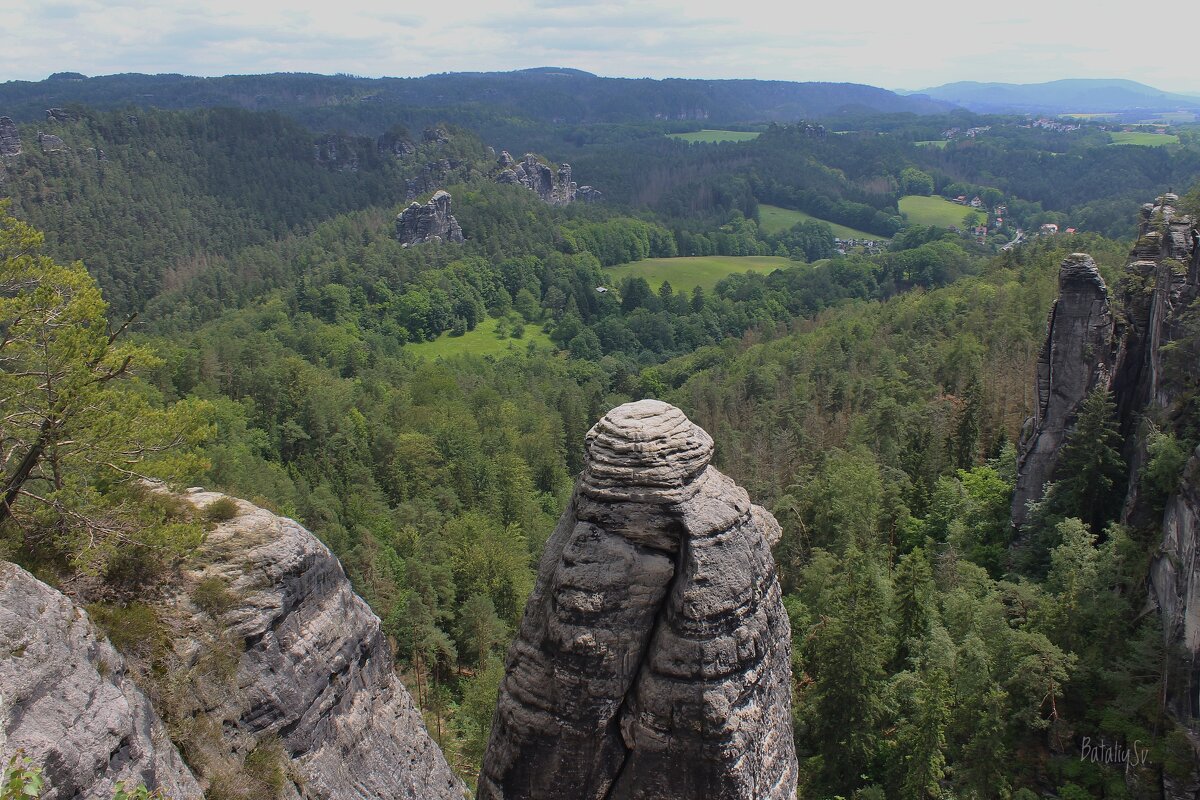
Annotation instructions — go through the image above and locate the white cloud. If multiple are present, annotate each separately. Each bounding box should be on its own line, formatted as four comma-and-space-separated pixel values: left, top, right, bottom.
0, 0, 1197, 93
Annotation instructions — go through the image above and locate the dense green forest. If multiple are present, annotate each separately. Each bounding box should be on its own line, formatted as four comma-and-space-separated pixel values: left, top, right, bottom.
2, 93, 1199, 798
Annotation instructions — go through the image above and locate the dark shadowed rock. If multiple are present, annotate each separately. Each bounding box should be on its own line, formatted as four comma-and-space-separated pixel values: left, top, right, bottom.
0, 562, 203, 800
577, 185, 603, 203
395, 190, 464, 247
1012, 253, 1117, 527
479, 400, 797, 800
0, 117, 20, 157
314, 134, 360, 172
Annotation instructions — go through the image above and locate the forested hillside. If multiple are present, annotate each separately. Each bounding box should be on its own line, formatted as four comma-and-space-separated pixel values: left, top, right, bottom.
1, 88, 1199, 798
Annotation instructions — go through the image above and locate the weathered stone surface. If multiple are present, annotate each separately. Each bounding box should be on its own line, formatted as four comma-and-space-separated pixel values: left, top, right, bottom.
378, 131, 416, 157
173, 490, 467, 800
37, 131, 65, 153
45, 108, 81, 124
0, 117, 20, 157
496, 153, 577, 206
577, 185, 603, 203
395, 189, 464, 246
0, 562, 202, 800
314, 134, 360, 172
479, 400, 797, 800
1012, 253, 1118, 526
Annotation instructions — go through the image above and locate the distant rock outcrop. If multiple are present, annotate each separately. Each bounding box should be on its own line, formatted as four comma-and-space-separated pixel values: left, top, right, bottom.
1011, 253, 1118, 526
0, 562, 203, 800
314, 134, 360, 172
169, 490, 466, 800
395, 190, 464, 246
495, 152, 578, 206
0, 117, 20, 157
479, 400, 797, 800
36, 131, 65, 153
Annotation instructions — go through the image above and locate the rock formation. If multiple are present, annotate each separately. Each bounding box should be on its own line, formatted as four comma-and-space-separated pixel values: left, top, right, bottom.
395, 190, 464, 246
0, 117, 20, 157
478, 400, 797, 800
1013, 195, 1200, 794
314, 134, 360, 172
37, 131, 65, 153
168, 489, 467, 800
0, 561, 203, 800
495, 152, 578, 206
1011, 253, 1118, 526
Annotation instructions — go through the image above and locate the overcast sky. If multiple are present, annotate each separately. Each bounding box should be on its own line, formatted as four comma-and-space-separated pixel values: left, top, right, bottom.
3, 0, 1198, 94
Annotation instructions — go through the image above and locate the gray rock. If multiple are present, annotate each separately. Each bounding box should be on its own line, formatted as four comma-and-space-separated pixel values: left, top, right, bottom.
577, 185, 603, 203
173, 490, 467, 800
314, 134, 360, 172
496, 153, 577, 206
479, 400, 797, 800
395, 190, 464, 247
45, 108, 81, 124
423, 127, 450, 144
37, 131, 65, 153
0, 562, 202, 800
1012, 254, 1117, 527
0, 117, 20, 157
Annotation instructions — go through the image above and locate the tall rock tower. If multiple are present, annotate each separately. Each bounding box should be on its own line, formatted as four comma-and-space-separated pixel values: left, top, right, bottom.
478, 400, 797, 800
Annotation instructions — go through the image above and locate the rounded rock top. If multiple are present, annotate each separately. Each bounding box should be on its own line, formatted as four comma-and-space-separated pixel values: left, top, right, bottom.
584, 400, 713, 489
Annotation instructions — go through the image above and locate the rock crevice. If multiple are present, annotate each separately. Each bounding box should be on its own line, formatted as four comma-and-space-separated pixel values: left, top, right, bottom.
395, 189, 464, 247
479, 400, 796, 800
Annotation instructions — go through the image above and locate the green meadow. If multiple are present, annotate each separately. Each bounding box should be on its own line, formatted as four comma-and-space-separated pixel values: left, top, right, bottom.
1109, 131, 1180, 146
406, 315, 555, 358
757, 204, 883, 240
666, 130, 761, 144
899, 195, 985, 227
605, 255, 794, 293
914, 140, 949, 149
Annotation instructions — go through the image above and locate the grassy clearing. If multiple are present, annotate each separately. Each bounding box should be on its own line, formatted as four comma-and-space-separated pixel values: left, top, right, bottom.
914, 140, 949, 149
666, 130, 761, 144
899, 195, 985, 228
757, 204, 883, 240
605, 256, 794, 293
1109, 131, 1179, 146
406, 315, 555, 359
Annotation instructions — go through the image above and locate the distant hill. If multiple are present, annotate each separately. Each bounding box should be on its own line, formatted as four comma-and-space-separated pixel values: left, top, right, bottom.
0, 69, 955, 131
912, 78, 1200, 114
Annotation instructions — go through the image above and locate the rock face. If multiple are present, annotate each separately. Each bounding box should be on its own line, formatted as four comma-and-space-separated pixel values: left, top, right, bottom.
496, 153, 577, 206
173, 490, 467, 800
478, 400, 797, 800
0, 562, 203, 800
1012, 253, 1118, 526
37, 131, 65, 153
395, 190, 464, 246
0, 117, 20, 157
314, 134, 360, 172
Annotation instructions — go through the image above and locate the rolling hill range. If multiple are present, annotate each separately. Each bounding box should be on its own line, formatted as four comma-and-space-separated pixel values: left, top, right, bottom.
0, 68, 955, 131
912, 78, 1200, 114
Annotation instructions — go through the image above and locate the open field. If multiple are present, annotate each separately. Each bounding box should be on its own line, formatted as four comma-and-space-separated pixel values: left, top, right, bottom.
1109, 131, 1180, 146
666, 130, 761, 144
899, 195, 985, 228
605, 256, 794, 293
914, 140, 948, 149
406, 315, 555, 359
757, 204, 883, 240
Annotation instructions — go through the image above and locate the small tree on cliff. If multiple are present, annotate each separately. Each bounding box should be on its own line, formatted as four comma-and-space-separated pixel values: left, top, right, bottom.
1042, 388, 1127, 533
0, 202, 210, 576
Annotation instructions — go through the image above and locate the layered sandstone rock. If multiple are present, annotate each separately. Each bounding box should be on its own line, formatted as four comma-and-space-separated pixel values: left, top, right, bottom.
171, 490, 466, 800
1011, 253, 1117, 527
0, 562, 202, 800
395, 190, 464, 246
0, 117, 20, 157
479, 400, 797, 800
496, 153, 577, 206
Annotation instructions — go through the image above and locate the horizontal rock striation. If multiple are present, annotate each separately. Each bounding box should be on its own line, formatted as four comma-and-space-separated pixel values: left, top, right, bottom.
0, 117, 20, 157
395, 189, 464, 247
0, 562, 202, 800
1012, 253, 1117, 527
496, 152, 577, 206
174, 490, 467, 800
479, 400, 796, 800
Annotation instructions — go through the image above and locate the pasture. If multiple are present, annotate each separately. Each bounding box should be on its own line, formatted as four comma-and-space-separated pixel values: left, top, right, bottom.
1109, 131, 1180, 146
899, 195, 985, 228
666, 130, 761, 144
757, 204, 883, 240
605, 255, 794, 293
406, 315, 555, 359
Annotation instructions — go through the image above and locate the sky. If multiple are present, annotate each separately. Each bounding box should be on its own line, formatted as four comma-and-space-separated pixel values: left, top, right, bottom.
3, 0, 1199, 94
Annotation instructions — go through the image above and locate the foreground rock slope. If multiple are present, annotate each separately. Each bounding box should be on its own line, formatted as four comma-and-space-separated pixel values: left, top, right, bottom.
478, 400, 797, 800
0, 562, 202, 800
171, 490, 467, 800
